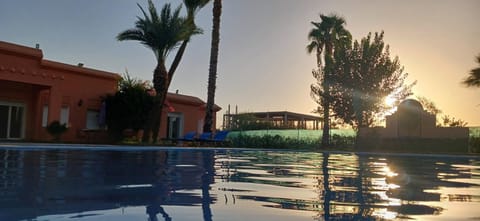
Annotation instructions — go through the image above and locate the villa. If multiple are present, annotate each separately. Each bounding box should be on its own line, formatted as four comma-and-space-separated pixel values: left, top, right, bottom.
0, 41, 219, 142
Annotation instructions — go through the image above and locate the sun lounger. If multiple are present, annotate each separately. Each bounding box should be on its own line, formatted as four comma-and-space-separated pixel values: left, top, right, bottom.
196, 131, 230, 146
177, 131, 197, 142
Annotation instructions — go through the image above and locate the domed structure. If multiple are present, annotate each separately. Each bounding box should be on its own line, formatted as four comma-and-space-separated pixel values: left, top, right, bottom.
357, 98, 469, 152
397, 99, 424, 112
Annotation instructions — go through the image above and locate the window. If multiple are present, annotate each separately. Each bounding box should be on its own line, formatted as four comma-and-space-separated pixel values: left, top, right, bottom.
41, 105, 48, 127
0, 102, 25, 139
86, 110, 100, 129
60, 106, 69, 126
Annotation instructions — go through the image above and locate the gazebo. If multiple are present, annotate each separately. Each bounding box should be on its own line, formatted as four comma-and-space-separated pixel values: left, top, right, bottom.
223, 111, 321, 130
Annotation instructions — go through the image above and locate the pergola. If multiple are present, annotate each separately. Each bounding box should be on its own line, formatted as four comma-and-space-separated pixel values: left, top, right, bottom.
223, 111, 322, 130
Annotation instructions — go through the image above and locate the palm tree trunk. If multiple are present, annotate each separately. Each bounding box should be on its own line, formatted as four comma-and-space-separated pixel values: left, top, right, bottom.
143, 61, 169, 143
168, 39, 189, 87
321, 46, 333, 147
321, 99, 330, 146
322, 152, 331, 219
203, 0, 222, 133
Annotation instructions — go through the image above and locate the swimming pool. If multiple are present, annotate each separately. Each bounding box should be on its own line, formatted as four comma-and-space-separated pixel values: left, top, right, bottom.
0, 144, 479, 220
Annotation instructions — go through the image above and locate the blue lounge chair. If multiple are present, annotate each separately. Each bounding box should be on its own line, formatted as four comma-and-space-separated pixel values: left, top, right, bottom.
198, 132, 213, 141
177, 131, 197, 141
197, 131, 230, 146
212, 131, 229, 142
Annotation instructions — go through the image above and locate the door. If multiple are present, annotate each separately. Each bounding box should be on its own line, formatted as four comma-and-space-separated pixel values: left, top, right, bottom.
166, 113, 183, 139
0, 102, 25, 139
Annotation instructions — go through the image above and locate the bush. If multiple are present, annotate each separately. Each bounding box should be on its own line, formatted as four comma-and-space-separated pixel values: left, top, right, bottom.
105, 74, 154, 141
469, 136, 480, 153
228, 133, 354, 150
46, 121, 68, 141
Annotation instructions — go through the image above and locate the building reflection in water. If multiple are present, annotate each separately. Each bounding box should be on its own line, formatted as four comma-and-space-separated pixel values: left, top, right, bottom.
0, 148, 478, 220
0, 149, 216, 221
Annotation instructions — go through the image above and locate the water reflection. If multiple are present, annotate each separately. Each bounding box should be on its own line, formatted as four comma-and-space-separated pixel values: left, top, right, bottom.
0, 149, 216, 221
215, 151, 479, 220
0, 147, 479, 221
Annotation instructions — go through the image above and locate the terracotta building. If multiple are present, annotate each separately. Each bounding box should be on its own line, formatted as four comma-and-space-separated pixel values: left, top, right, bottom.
0, 41, 219, 142
162, 92, 221, 140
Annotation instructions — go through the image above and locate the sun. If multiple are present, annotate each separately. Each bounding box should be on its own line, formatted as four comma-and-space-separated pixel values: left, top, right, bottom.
384, 95, 396, 107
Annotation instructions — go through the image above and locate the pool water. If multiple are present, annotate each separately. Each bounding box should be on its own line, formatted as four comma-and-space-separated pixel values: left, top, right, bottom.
0, 145, 479, 221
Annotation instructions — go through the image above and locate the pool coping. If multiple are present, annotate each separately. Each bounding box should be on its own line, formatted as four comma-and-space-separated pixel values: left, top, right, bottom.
0, 142, 479, 158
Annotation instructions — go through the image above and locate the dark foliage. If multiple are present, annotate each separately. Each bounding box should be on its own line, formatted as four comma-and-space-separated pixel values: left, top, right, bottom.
328, 31, 414, 129
46, 121, 68, 141
105, 76, 154, 141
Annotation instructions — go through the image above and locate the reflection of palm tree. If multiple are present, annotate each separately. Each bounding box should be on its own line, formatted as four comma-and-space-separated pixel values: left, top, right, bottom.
117, 0, 200, 143
462, 54, 480, 88
147, 152, 172, 221
354, 155, 369, 219
202, 151, 215, 221
307, 14, 351, 147
147, 205, 171, 221
322, 152, 331, 220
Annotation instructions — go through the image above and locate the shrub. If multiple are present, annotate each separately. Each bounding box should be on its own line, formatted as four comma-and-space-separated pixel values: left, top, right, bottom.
46, 121, 68, 141
228, 133, 354, 150
105, 74, 154, 141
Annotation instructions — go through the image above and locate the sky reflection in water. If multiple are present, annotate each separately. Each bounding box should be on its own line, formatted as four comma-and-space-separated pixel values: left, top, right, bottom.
0, 147, 479, 221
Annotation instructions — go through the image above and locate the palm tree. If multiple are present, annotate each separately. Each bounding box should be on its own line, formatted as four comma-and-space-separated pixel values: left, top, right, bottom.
117, 0, 201, 143
462, 54, 480, 88
307, 14, 351, 147
203, 0, 222, 133
168, 0, 210, 84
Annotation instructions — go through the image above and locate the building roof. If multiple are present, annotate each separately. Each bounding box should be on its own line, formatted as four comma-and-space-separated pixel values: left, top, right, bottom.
398, 99, 424, 112
167, 92, 221, 112
228, 111, 321, 121
0, 41, 120, 81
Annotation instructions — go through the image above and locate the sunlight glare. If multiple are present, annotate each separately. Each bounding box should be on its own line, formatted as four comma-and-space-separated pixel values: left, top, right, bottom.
384, 96, 396, 107
382, 166, 398, 177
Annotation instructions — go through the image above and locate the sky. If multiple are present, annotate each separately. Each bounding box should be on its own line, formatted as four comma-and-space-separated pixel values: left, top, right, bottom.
1, 0, 479, 126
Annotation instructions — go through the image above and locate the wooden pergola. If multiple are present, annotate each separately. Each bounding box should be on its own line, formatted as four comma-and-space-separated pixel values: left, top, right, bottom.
223, 111, 322, 130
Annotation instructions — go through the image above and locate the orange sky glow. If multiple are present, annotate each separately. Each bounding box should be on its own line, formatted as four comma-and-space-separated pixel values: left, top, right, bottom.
1, 0, 478, 126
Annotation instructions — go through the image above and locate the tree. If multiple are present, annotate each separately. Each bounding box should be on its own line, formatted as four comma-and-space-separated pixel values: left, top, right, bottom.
169, 0, 211, 85
117, 1, 201, 143
307, 14, 351, 147
203, 0, 222, 133
416, 96, 442, 116
417, 96, 468, 127
441, 115, 468, 127
462, 54, 480, 88
330, 32, 414, 129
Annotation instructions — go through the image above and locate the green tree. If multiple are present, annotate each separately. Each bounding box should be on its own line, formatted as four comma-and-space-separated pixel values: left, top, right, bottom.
117, 1, 201, 143
462, 54, 480, 88
203, 0, 222, 133
307, 14, 351, 147
330, 32, 414, 128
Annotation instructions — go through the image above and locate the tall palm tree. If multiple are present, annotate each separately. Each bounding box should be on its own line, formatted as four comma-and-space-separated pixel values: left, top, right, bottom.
307, 14, 351, 147
168, 0, 210, 84
203, 0, 222, 133
117, 0, 200, 143
462, 54, 480, 88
